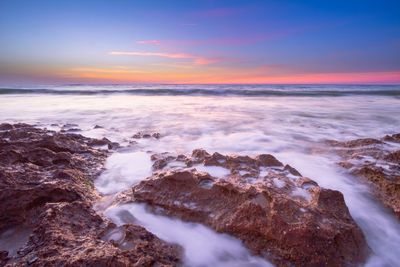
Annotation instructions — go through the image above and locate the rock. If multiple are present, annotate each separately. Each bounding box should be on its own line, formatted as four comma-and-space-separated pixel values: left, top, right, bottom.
383, 133, 400, 143
88, 137, 112, 146
132, 132, 161, 139
11, 201, 181, 267
327, 138, 384, 148
0, 251, 8, 266
0, 123, 13, 131
108, 142, 120, 150
60, 128, 81, 133
126, 150, 369, 267
0, 125, 107, 231
0, 124, 182, 266
328, 133, 400, 219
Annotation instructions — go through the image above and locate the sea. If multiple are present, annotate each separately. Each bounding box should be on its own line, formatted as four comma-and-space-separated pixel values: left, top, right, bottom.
1, 84, 399, 266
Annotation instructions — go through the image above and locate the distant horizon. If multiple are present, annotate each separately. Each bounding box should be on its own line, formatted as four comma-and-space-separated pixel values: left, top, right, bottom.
1, 82, 400, 87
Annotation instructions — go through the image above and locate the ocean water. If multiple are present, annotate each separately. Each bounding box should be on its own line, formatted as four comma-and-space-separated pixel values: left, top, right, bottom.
1, 84, 400, 266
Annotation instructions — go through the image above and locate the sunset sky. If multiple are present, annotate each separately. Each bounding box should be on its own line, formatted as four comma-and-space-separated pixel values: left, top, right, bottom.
0, 0, 399, 84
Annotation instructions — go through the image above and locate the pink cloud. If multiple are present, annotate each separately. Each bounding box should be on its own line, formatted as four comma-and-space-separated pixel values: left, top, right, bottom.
109, 51, 218, 65
137, 40, 161, 45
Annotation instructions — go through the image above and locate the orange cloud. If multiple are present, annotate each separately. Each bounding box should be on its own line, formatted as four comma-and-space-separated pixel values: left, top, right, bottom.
109, 51, 217, 65
238, 71, 400, 84
64, 65, 400, 84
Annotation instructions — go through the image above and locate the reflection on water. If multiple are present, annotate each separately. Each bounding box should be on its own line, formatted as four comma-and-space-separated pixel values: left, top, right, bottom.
1, 93, 400, 266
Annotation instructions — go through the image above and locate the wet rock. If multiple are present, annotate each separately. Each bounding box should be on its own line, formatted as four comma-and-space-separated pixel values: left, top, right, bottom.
132, 131, 161, 139
10, 201, 181, 267
0, 124, 181, 266
127, 150, 369, 267
88, 137, 112, 146
383, 133, 400, 143
60, 128, 81, 133
0, 251, 8, 266
0, 123, 13, 131
108, 142, 121, 150
328, 133, 400, 218
284, 164, 302, 176
327, 138, 384, 148
0, 125, 107, 231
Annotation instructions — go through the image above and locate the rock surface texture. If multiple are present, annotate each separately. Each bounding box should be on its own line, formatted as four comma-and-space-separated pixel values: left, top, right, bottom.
328, 133, 400, 219
125, 149, 370, 267
0, 123, 181, 267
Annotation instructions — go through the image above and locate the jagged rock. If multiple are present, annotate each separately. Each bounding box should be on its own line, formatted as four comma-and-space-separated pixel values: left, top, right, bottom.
383, 133, 400, 143
8, 201, 181, 267
125, 150, 369, 267
0, 124, 181, 266
328, 133, 400, 218
0, 125, 107, 231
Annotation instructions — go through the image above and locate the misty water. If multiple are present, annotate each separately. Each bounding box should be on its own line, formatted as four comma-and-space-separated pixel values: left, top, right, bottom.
1, 85, 399, 266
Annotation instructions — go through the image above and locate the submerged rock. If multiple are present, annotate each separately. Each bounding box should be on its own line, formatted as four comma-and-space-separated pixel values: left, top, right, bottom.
132, 131, 161, 139
328, 133, 400, 219
0, 124, 181, 266
124, 150, 370, 267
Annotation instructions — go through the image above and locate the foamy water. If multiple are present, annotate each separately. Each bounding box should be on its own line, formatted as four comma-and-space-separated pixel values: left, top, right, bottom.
1, 85, 399, 266
95, 151, 153, 194
105, 203, 272, 267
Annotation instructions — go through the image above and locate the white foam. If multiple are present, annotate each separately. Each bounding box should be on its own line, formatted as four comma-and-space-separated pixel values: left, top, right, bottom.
105, 203, 273, 267
102, 226, 125, 243
95, 151, 152, 194
291, 187, 312, 201
166, 161, 187, 169
199, 179, 214, 189
194, 164, 230, 178
272, 178, 286, 188
259, 167, 269, 178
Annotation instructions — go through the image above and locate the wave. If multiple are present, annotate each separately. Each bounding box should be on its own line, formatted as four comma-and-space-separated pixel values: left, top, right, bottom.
1, 86, 400, 97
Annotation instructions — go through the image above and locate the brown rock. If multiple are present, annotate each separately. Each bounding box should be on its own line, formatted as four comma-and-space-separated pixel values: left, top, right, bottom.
383, 133, 400, 143
327, 138, 383, 148
328, 134, 400, 219
127, 150, 369, 267
0, 124, 181, 266
132, 131, 161, 139
0, 251, 8, 266
8, 201, 181, 267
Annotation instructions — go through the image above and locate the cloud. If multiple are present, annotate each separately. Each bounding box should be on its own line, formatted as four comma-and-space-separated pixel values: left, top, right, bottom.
57, 62, 400, 84
70, 67, 147, 74
137, 40, 161, 45
109, 51, 218, 65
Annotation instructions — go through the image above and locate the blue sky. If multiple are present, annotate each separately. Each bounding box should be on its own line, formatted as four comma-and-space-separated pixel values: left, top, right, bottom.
0, 0, 399, 83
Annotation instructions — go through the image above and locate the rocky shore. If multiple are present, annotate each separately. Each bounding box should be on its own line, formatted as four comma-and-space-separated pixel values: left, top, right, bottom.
0, 124, 180, 266
4, 123, 399, 266
118, 149, 370, 267
328, 133, 400, 218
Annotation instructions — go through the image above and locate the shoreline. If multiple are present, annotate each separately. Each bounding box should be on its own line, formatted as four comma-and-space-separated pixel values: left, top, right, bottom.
1, 123, 398, 266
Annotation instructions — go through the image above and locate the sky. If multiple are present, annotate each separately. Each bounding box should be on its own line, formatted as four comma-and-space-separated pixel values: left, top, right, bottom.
0, 0, 399, 84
